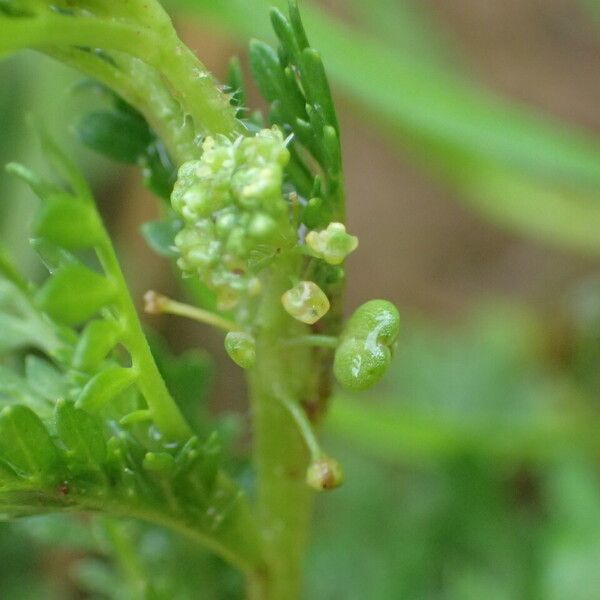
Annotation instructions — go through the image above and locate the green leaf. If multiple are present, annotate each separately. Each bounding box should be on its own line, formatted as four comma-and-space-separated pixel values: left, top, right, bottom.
299, 47, 337, 131
31, 239, 78, 273
36, 263, 117, 326
172, 434, 221, 505
0, 313, 36, 353
0, 365, 51, 416
0, 246, 28, 291
249, 39, 283, 103
0, 405, 61, 479
0, 459, 19, 483
72, 319, 121, 372
0, 0, 35, 17
227, 55, 246, 111
149, 332, 213, 433
25, 355, 68, 402
270, 7, 300, 64
288, 0, 310, 51
56, 400, 106, 471
5, 162, 61, 200
140, 218, 181, 258
0, 276, 57, 353
76, 110, 153, 164
141, 139, 176, 200
76, 367, 138, 412
38, 127, 92, 200
321, 124, 341, 175
32, 195, 101, 250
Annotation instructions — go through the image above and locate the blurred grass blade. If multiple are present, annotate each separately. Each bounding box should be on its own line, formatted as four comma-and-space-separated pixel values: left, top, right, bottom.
346, 0, 457, 70
327, 398, 598, 465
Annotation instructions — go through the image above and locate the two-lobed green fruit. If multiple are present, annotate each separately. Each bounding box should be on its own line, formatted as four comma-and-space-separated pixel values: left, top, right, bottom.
334, 299, 400, 391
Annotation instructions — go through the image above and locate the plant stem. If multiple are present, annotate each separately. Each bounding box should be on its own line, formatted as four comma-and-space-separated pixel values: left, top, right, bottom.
247, 254, 316, 599
278, 394, 323, 462
49, 47, 198, 164
144, 290, 240, 332
1, 12, 243, 140
285, 334, 339, 349
95, 234, 191, 441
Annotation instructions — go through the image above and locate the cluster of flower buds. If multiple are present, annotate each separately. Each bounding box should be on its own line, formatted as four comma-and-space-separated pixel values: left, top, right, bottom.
172, 128, 295, 310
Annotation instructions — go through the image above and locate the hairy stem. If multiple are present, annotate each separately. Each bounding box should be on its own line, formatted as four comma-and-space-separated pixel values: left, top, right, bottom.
49, 47, 198, 164
0, 12, 242, 141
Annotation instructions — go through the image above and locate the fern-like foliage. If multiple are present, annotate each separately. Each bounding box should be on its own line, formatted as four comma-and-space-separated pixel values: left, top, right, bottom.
0, 134, 262, 574
249, 3, 342, 224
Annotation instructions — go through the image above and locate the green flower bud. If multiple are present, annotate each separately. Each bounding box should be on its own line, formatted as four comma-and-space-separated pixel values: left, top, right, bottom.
171, 127, 295, 310
224, 331, 256, 369
214, 208, 238, 237
333, 299, 400, 391
225, 226, 249, 257
231, 165, 281, 208
301, 197, 325, 229
306, 456, 344, 491
248, 213, 278, 241
281, 281, 330, 324
180, 184, 227, 219
306, 222, 358, 265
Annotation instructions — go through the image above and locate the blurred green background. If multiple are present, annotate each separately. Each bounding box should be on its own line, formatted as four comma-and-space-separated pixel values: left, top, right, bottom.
2, 0, 600, 598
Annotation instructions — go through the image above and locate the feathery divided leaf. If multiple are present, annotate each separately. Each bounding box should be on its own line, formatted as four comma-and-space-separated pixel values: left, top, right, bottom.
36, 263, 117, 326
249, 1, 343, 226
0, 405, 62, 481
56, 400, 107, 473
0, 135, 262, 571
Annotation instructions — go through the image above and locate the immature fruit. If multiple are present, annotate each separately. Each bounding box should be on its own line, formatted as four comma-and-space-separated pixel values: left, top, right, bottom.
333, 300, 400, 391
305, 222, 358, 265
306, 456, 344, 491
224, 331, 256, 369
281, 281, 330, 324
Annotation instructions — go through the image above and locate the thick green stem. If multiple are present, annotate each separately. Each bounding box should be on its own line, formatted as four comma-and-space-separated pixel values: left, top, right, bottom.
247, 254, 316, 599
0, 12, 242, 140
49, 47, 198, 164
